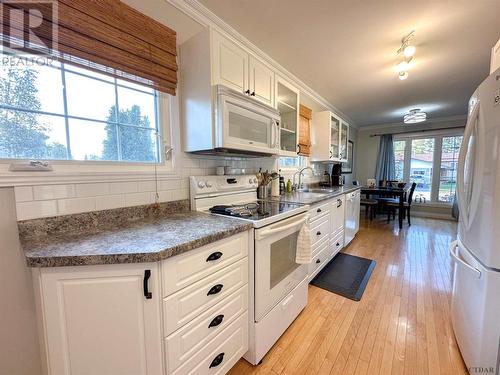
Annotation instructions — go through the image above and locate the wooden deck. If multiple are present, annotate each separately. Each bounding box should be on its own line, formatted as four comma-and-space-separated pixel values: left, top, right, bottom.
229, 217, 468, 375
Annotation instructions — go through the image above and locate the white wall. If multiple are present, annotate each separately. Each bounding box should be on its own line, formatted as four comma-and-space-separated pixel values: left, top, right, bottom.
0, 188, 42, 375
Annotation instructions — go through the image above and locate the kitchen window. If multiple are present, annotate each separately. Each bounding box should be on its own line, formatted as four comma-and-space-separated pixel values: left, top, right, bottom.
279, 156, 306, 169
393, 132, 463, 204
0, 58, 162, 163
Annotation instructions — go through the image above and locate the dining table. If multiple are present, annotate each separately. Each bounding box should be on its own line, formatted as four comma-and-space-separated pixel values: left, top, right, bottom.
360, 186, 409, 229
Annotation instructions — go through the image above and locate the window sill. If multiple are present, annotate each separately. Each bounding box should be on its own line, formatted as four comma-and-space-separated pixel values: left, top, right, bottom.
412, 201, 453, 208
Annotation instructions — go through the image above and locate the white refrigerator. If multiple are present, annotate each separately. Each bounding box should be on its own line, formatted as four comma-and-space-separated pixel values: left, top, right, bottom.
450, 65, 500, 374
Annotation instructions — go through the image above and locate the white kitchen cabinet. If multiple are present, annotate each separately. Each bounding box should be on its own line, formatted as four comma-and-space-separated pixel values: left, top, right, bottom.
275, 76, 300, 156
249, 55, 275, 106
211, 29, 275, 107
331, 195, 345, 237
311, 111, 350, 162
212, 30, 249, 94
33, 263, 163, 375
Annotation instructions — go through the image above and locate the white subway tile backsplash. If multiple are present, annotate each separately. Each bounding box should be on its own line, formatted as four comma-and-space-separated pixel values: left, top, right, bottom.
109, 181, 138, 194
154, 190, 173, 202
137, 180, 157, 192
33, 184, 75, 200
96, 194, 126, 210
57, 197, 96, 215
172, 189, 189, 201
14, 186, 33, 202
160, 179, 181, 191
125, 192, 154, 207
76, 183, 110, 197
16, 200, 58, 220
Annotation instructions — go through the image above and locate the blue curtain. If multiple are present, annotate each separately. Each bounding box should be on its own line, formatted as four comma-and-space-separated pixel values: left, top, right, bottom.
375, 134, 396, 182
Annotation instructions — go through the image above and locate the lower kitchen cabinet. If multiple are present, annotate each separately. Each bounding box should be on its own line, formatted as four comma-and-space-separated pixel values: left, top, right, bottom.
33, 263, 164, 375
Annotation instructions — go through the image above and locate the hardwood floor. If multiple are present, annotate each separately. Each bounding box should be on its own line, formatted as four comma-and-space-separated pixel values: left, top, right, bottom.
229, 217, 468, 375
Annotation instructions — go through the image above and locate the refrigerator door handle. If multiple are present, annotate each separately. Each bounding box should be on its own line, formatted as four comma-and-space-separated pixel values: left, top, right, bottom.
449, 240, 481, 278
457, 101, 481, 229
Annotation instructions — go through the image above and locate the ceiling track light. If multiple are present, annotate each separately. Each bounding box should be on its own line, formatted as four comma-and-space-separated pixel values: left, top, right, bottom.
404, 108, 427, 124
396, 31, 416, 80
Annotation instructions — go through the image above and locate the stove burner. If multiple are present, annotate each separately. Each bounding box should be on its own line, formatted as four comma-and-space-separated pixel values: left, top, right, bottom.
209, 201, 301, 221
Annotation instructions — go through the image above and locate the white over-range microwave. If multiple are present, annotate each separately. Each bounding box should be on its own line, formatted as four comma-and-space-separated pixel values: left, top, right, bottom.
182, 84, 281, 156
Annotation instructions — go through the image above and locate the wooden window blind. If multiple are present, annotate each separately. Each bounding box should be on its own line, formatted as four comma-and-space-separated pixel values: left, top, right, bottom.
0, 0, 177, 95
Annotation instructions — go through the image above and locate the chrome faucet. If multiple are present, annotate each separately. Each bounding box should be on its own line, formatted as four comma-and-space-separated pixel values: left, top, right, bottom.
293, 166, 314, 191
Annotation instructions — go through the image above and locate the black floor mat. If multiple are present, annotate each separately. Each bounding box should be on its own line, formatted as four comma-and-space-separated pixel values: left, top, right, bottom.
311, 252, 376, 301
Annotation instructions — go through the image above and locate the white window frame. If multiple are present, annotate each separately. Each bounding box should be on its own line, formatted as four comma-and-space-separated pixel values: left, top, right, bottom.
394, 128, 464, 206
278, 155, 307, 171
0, 92, 175, 187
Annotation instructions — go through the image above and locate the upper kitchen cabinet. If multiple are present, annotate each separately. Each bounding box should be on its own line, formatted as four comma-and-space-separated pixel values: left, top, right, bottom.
275, 76, 300, 156
212, 30, 249, 94
212, 30, 275, 106
311, 111, 349, 162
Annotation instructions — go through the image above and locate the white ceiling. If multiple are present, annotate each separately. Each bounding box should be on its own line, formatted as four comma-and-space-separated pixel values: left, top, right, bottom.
199, 0, 500, 126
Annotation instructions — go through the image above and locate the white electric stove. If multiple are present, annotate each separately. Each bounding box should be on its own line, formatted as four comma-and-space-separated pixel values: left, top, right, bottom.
190, 175, 310, 365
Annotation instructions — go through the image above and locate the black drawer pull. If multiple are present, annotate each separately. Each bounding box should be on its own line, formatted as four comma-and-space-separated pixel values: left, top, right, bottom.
143, 270, 152, 300
207, 284, 224, 296
336, 242, 340, 246
208, 314, 224, 328
337, 199, 342, 208
206, 251, 223, 262
317, 208, 322, 213
209, 352, 225, 368
316, 231, 322, 236
316, 259, 321, 264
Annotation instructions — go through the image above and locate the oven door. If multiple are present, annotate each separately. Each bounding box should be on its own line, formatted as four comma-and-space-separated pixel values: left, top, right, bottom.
254, 213, 308, 321
218, 91, 280, 155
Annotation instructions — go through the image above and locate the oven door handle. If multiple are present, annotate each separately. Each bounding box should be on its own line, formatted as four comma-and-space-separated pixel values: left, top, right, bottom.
255, 215, 307, 240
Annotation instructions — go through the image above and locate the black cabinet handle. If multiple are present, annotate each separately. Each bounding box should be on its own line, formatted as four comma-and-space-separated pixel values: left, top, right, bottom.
209, 353, 225, 368
207, 284, 224, 296
250, 91, 255, 96
317, 208, 322, 213
143, 270, 152, 300
337, 199, 342, 208
206, 251, 223, 262
208, 314, 224, 328
336, 242, 340, 246
316, 231, 321, 236
316, 259, 321, 264
244, 89, 250, 94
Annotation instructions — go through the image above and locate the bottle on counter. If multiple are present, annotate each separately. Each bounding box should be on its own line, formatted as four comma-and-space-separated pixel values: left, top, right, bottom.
279, 176, 285, 195
286, 179, 293, 193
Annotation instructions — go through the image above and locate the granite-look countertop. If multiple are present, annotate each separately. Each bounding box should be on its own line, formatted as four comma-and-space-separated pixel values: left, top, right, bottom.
266, 185, 361, 205
22, 210, 252, 268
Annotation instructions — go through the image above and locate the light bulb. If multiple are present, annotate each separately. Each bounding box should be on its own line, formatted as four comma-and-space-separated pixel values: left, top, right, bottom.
396, 60, 410, 72
399, 71, 409, 80
403, 45, 416, 58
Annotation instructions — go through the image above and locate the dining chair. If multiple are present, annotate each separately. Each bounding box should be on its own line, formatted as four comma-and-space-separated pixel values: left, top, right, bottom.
386, 182, 417, 226
355, 180, 378, 221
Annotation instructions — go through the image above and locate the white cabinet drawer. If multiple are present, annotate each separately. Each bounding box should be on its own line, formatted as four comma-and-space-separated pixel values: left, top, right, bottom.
331, 231, 344, 258
309, 201, 331, 222
162, 231, 249, 296
312, 235, 329, 258
309, 243, 330, 281
164, 258, 248, 335
165, 285, 248, 373
171, 312, 249, 375
310, 215, 330, 247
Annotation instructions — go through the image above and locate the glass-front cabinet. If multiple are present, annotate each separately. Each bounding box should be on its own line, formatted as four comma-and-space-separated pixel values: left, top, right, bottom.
275, 76, 300, 156
310, 111, 350, 162
330, 114, 340, 160
339, 121, 349, 162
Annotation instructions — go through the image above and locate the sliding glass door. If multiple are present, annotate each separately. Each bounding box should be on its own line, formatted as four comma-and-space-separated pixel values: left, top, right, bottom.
393, 133, 463, 204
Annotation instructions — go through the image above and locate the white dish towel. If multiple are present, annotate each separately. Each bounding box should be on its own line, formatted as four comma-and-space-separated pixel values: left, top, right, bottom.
295, 215, 311, 264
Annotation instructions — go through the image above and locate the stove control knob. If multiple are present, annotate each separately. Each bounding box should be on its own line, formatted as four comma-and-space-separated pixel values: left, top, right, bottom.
252, 178, 258, 184
249, 178, 254, 184
206, 181, 213, 188
197, 181, 205, 189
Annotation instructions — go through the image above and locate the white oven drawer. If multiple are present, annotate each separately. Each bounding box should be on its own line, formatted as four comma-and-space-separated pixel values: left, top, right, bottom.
165, 285, 248, 373
251, 277, 308, 364
310, 215, 330, 247
171, 312, 249, 375
309, 243, 330, 281
162, 231, 248, 296
309, 201, 331, 222
163, 258, 248, 336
